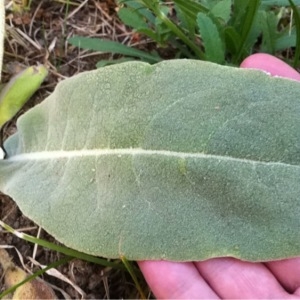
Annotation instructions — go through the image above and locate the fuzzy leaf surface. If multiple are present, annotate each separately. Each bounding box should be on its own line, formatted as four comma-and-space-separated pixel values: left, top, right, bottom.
0, 60, 300, 261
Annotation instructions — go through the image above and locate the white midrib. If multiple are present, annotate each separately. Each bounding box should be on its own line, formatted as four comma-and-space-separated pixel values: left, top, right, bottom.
3, 148, 297, 168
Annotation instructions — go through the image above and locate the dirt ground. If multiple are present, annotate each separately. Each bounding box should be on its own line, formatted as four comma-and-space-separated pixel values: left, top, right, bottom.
0, 0, 152, 298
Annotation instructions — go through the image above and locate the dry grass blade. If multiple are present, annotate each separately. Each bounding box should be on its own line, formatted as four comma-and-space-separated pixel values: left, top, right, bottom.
0, 246, 57, 299
28, 257, 85, 299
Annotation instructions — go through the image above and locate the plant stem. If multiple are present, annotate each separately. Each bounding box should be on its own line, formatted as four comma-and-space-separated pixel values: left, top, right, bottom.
139, 0, 204, 59
288, 0, 300, 67
154, 8, 205, 59
121, 255, 147, 299
234, 0, 260, 64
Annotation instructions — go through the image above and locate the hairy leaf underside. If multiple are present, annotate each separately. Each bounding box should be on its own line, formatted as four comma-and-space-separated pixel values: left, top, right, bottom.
0, 60, 299, 261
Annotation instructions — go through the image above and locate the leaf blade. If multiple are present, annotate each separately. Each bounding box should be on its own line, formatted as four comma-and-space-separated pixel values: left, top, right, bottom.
197, 12, 225, 64
0, 65, 48, 129
0, 60, 300, 262
68, 37, 161, 63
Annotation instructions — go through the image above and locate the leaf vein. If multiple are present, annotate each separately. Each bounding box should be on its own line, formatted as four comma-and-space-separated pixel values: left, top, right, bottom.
5, 148, 299, 169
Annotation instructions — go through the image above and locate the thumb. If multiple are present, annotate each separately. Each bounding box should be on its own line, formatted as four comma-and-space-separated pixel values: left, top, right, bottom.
240, 53, 300, 82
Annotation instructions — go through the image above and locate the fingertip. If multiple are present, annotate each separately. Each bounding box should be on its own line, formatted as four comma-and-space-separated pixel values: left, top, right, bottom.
240, 53, 300, 81
138, 260, 220, 299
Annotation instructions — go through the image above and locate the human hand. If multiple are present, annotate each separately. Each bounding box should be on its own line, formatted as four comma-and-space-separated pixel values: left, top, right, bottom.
138, 54, 300, 299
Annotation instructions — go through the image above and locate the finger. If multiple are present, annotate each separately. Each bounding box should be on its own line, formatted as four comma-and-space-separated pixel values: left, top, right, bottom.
241, 54, 300, 296
240, 53, 300, 81
195, 258, 292, 299
266, 258, 300, 295
138, 260, 220, 299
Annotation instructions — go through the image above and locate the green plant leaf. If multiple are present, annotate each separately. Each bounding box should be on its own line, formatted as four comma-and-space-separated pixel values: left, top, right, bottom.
117, 7, 149, 30
210, 0, 232, 23
262, 0, 300, 5
232, 0, 261, 62
137, 28, 163, 44
196, 12, 225, 64
173, 0, 209, 20
230, 0, 250, 29
119, 1, 156, 25
68, 37, 161, 63
174, 4, 196, 38
0, 60, 300, 262
258, 10, 278, 53
224, 26, 241, 54
171, 0, 209, 37
0, 65, 48, 129
288, 0, 300, 67
245, 19, 261, 56
275, 31, 296, 51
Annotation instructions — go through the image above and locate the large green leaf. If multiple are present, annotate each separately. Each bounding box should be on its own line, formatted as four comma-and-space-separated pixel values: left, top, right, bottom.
0, 60, 300, 262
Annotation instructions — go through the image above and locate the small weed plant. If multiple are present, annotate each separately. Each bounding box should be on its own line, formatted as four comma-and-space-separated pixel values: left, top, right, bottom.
68, 0, 300, 67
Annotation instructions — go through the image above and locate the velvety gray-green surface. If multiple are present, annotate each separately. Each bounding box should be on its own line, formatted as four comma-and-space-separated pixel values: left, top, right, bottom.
0, 60, 299, 261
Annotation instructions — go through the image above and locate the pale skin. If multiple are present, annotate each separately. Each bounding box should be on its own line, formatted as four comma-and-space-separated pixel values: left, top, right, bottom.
138, 53, 300, 299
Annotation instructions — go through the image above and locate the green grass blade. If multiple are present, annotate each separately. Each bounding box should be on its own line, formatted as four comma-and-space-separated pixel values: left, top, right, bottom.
120, 256, 146, 300
120, 0, 204, 59
150, 6, 205, 59
224, 26, 241, 56
258, 10, 278, 53
0, 256, 73, 299
119, 0, 156, 25
288, 0, 300, 67
262, 0, 300, 5
174, 4, 196, 40
137, 28, 162, 43
68, 37, 161, 63
231, 0, 250, 28
173, 0, 209, 20
197, 12, 225, 64
233, 0, 261, 63
0, 220, 124, 269
166, 0, 208, 41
